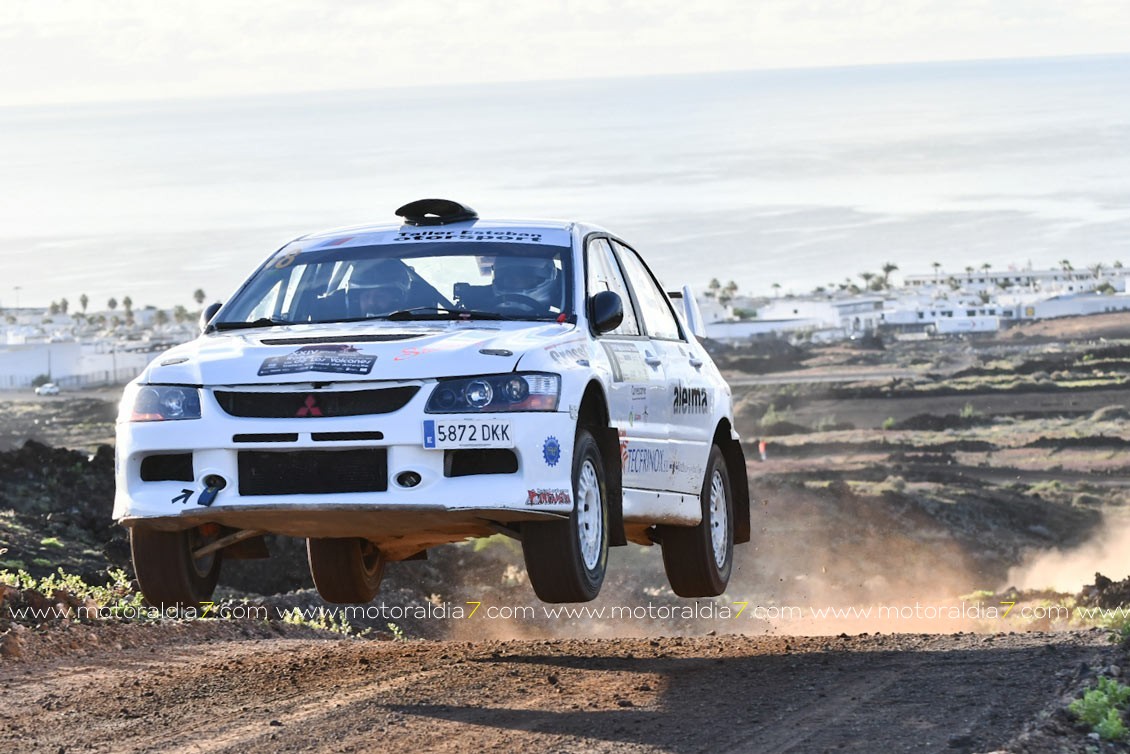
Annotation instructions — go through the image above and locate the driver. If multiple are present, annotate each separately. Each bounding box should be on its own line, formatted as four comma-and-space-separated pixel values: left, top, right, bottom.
348, 259, 412, 317
491, 256, 560, 312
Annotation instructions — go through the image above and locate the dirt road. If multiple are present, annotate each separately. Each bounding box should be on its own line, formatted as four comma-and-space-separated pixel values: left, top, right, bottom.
0, 628, 1116, 753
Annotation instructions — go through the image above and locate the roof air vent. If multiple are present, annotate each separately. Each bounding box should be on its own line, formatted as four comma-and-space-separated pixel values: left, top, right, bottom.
395, 199, 478, 226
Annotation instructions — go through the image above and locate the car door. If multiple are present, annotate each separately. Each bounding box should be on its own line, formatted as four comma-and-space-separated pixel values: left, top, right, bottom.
585, 237, 671, 492
611, 240, 713, 496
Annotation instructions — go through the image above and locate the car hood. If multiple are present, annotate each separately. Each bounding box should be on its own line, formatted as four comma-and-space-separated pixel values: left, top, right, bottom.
142, 321, 575, 386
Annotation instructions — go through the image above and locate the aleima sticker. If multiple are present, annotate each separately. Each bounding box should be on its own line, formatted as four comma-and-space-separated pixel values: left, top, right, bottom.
258, 344, 376, 376
542, 436, 561, 467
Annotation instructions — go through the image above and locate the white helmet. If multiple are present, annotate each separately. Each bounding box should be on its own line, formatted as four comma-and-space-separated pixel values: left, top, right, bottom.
492, 256, 558, 308
348, 260, 411, 316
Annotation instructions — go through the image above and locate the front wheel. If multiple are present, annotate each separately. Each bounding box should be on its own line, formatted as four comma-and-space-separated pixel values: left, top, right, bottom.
660, 445, 734, 597
522, 428, 609, 603
131, 526, 223, 610
307, 537, 385, 604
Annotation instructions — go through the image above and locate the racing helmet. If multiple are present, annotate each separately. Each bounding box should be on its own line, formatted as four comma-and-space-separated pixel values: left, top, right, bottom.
348, 260, 411, 316
491, 256, 559, 309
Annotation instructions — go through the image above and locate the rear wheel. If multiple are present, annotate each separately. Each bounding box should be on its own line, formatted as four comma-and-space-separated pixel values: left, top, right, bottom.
130, 526, 222, 610
307, 537, 385, 604
660, 445, 734, 597
522, 428, 608, 603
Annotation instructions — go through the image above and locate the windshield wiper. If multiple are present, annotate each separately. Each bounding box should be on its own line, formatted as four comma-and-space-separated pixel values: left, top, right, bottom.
386, 307, 513, 321
212, 317, 293, 331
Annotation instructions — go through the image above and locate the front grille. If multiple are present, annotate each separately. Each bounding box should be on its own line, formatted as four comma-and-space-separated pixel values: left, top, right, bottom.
444, 449, 519, 478
238, 449, 387, 496
312, 431, 384, 442
140, 453, 193, 482
214, 386, 419, 418
233, 433, 298, 443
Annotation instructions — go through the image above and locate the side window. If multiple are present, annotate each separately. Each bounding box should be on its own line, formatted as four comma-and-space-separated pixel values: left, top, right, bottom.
612, 241, 682, 341
585, 238, 640, 336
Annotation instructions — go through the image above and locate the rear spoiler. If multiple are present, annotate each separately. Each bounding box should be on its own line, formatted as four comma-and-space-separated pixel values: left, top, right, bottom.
666, 285, 707, 339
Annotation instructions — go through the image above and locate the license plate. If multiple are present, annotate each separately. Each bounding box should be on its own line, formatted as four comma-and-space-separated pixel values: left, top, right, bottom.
423, 419, 514, 449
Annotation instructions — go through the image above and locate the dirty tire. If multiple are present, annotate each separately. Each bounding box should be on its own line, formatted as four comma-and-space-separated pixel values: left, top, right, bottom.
130, 526, 222, 610
307, 537, 385, 604
522, 428, 608, 603
661, 445, 733, 597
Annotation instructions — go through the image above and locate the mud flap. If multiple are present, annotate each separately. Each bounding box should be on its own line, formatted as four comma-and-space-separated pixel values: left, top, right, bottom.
723, 438, 751, 544
599, 426, 627, 547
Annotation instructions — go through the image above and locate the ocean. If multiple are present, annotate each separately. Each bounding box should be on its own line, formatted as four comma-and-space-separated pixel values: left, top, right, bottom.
2, 55, 1129, 311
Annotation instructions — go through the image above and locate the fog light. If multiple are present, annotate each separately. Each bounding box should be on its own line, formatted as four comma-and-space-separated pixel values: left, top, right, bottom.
396, 471, 422, 488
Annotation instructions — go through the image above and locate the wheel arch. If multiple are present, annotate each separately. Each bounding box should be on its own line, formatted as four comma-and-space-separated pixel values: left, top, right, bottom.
577, 380, 626, 547
713, 419, 751, 544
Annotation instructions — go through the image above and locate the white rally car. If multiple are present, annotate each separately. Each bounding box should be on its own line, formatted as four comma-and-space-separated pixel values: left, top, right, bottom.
115, 200, 750, 607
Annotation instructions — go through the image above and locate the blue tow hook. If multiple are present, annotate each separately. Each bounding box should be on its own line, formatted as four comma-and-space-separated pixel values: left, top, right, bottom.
197, 475, 227, 507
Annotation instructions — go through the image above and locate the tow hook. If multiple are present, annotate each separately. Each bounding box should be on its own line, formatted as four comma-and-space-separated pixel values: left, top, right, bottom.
197, 475, 227, 507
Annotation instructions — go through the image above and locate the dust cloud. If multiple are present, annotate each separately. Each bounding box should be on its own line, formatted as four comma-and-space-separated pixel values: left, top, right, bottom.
1006, 515, 1130, 592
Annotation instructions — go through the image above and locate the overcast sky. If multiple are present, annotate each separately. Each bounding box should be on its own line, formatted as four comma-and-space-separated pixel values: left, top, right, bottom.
2, 0, 1129, 106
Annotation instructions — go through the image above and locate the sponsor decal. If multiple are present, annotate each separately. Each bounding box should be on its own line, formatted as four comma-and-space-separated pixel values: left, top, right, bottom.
393, 332, 491, 361
547, 343, 589, 366
629, 385, 650, 424
602, 342, 649, 383
672, 384, 709, 414
394, 228, 571, 245
527, 488, 571, 506
542, 436, 562, 467
258, 344, 376, 377
618, 429, 629, 468
624, 447, 666, 475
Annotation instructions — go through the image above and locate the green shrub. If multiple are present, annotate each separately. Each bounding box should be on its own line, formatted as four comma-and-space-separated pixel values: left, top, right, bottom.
1069, 677, 1130, 741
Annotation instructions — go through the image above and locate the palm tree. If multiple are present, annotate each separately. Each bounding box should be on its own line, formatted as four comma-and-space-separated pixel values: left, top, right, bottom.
1060, 259, 1073, 272
122, 296, 133, 316
770, 282, 781, 298
1114, 260, 1124, 269
931, 261, 942, 281
859, 272, 876, 291
79, 293, 89, 313
964, 265, 975, 278
59, 297, 69, 314
173, 305, 189, 324
107, 297, 118, 312
880, 262, 899, 289
154, 309, 170, 327
193, 289, 206, 307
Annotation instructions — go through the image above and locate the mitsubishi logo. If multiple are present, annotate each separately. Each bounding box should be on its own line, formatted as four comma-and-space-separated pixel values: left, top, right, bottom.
296, 395, 324, 417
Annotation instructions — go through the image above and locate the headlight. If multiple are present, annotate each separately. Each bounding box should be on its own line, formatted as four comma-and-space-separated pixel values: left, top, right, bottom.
130, 386, 202, 422
426, 373, 559, 413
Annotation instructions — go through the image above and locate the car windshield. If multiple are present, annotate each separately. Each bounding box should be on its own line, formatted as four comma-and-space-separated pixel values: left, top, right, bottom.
213, 239, 573, 328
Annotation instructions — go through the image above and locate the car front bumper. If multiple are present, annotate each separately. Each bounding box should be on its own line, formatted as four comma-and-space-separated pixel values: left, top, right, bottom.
114, 383, 577, 555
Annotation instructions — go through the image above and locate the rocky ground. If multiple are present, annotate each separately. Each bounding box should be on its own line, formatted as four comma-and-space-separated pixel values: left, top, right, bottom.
5, 313, 1130, 751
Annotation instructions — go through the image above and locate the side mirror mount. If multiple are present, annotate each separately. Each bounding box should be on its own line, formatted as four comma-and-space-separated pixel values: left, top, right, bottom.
200, 302, 223, 333
590, 291, 624, 335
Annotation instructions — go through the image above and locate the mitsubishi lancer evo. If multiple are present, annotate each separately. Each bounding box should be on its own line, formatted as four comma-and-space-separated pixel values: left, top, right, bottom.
115, 199, 750, 606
